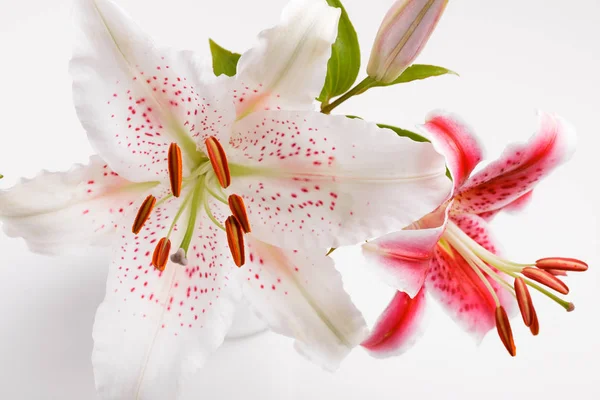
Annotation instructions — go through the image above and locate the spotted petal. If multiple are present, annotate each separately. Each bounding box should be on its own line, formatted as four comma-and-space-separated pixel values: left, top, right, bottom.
453, 112, 576, 215
361, 205, 448, 297
361, 288, 427, 358
0, 156, 151, 254
419, 110, 484, 191
227, 111, 451, 248
234, 0, 340, 115
92, 192, 239, 399
71, 0, 235, 183
241, 238, 367, 370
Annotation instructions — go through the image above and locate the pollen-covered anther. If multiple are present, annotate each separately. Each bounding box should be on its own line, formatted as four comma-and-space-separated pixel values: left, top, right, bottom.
205, 136, 231, 188
225, 216, 245, 267
168, 143, 183, 197
522, 267, 570, 295
228, 194, 251, 233
495, 306, 516, 357
529, 307, 540, 336
152, 237, 171, 271
132, 195, 156, 234
535, 257, 588, 272
514, 277, 534, 327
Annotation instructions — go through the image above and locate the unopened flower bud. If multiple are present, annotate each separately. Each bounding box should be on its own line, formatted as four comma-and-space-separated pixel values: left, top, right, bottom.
367, 0, 448, 83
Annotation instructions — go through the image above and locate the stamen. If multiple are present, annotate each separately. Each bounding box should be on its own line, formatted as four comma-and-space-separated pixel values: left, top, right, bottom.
152, 238, 171, 271
132, 195, 156, 234
545, 269, 568, 277
495, 306, 516, 357
228, 194, 251, 233
529, 307, 540, 336
170, 248, 188, 266
205, 136, 231, 188
514, 277, 534, 327
225, 216, 245, 267
168, 143, 183, 197
536, 257, 588, 272
522, 267, 569, 295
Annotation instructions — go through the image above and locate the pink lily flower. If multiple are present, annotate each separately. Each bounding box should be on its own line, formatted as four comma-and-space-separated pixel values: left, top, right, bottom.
361, 111, 587, 357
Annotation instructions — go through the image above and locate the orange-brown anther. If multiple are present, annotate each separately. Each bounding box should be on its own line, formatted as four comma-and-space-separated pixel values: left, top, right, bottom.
205, 136, 231, 188
529, 307, 540, 336
228, 194, 251, 233
495, 306, 516, 357
168, 143, 183, 197
514, 277, 534, 327
545, 269, 568, 277
536, 257, 588, 272
522, 267, 570, 295
225, 216, 245, 267
152, 238, 171, 271
132, 195, 156, 234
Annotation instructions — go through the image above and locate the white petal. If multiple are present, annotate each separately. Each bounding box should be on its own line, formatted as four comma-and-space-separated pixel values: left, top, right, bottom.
93, 190, 239, 399
234, 0, 340, 115
0, 156, 150, 254
227, 111, 452, 248
242, 238, 367, 370
71, 0, 235, 182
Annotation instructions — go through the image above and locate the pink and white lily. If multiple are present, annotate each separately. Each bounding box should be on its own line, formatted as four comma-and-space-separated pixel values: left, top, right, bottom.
361, 111, 587, 357
0, 0, 451, 398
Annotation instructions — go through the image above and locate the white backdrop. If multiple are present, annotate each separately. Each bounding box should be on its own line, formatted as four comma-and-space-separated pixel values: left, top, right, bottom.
0, 0, 598, 399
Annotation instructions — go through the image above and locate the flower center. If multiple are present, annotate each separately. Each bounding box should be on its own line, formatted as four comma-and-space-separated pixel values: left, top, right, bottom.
130, 138, 251, 271
441, 220, 587, 356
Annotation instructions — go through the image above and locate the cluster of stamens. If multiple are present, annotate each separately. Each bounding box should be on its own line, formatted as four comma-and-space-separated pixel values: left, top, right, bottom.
442, 220, 588, 356
131, 137, 251, 272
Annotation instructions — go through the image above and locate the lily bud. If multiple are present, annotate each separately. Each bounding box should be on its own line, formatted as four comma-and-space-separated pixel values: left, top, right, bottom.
367, 0, 448, 83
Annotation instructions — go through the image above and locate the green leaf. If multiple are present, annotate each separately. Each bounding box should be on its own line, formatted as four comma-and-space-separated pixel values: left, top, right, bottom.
317, 0, 361, 104
377, 123, 429, 143
371, 64, 458, 89
209, 39, 241, 77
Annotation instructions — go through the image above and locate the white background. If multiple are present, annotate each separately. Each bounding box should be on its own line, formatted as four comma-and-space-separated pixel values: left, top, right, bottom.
1, 0, 599, 399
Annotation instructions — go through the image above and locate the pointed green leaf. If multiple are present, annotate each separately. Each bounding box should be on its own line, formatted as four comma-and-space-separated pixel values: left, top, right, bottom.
377, 123, 429, 143
371, 64, 458, 89
318, 0, 361, 104
209, 39, 241, 77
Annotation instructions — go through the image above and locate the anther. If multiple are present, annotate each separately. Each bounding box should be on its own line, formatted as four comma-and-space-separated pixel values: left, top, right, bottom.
514, 277, 534, 327
170, 248, 188, 266
225, 216, 245, 267
522, 267, 570, 295
228, 194, 251, 233
495, 306, 516, 357
529, 307, 540, 336
132, 195, 156, 234
545, 269, 568, 277
536, 257, 588, 272
152, 237, 171, 271
168, 143, 183, 197
205, 136, 231, 188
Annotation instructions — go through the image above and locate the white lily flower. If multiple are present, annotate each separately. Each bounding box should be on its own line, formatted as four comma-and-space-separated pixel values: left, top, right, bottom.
0, 0, 451, 398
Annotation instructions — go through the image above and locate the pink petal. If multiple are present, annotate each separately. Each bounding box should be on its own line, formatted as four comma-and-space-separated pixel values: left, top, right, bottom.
227, 110, 451, 249
362, 205, 448, 297
93, 191, 239, 398
453, 112, 576, 215
242, 238, 368, 370
0, 156, 148, 254
361, 288, 427, 358
72, 0, 235, 183
420, 111, 484, 191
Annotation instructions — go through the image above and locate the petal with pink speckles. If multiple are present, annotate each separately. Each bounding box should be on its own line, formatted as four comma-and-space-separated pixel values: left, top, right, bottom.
226, 111, 451, 249
453, 112, 576, 215
92, 191, 239, 399
72, 0, 235, 183
361, 288, 427, 358
361, 205, 448, 297
234, 0, 340, 116
419, 111, 483, 191
426, 238, 514, 342
0, 156, 153, 255
241, 238, 367, 370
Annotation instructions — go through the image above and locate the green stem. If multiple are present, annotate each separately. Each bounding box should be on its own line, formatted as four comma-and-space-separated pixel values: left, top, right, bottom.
320, 77, 376, 114
179, 180, 203, 253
